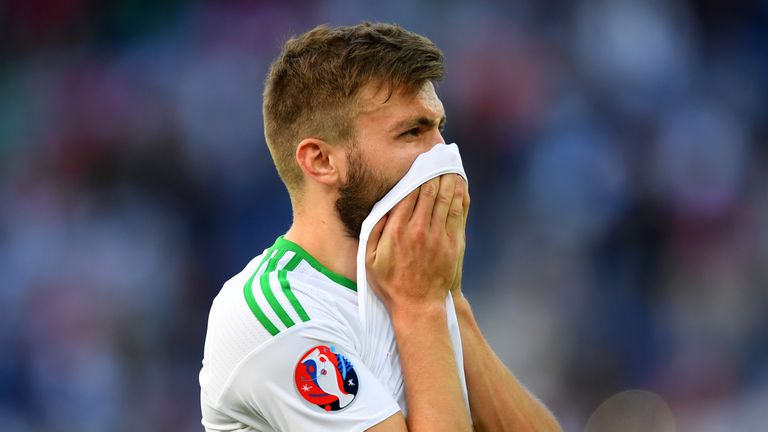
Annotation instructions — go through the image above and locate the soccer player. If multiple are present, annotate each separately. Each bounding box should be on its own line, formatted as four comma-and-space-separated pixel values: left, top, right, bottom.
199, 22, 560, 431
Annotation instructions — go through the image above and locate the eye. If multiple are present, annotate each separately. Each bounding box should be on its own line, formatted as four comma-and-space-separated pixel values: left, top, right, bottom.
401, 128, 421, 137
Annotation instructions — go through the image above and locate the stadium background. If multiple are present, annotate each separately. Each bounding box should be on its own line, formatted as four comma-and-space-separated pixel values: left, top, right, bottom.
1, 0, 767, 430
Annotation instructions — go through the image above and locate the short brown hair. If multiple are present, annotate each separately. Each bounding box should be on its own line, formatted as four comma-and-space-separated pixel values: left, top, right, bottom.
263, 22, 444, 196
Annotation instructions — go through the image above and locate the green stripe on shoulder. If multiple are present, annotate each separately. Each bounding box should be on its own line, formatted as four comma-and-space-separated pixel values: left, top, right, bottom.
281, 253, 310, 322
273, 236, 357, 291
260, 269, 296, 328
243, 248, 280, 336
278, 268, 310, 322
242, 245, 312, 336
244, 272, 280, 337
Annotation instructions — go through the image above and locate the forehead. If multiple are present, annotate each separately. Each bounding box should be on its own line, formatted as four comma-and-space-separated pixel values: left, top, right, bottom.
355, 80, 444, 122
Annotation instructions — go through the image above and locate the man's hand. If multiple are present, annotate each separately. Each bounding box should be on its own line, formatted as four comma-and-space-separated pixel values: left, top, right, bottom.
366, 174, 468, 313
365, 173, 472, 432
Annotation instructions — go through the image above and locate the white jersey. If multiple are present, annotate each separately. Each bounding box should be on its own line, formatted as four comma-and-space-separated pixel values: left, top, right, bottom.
199, 236, 401, 432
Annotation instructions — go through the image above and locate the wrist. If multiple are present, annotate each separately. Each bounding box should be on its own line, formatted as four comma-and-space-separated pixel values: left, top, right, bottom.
453, 293, 473, 317
390, 300, 448, 331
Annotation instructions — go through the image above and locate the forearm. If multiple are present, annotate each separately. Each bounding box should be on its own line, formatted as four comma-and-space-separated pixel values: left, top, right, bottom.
454, 296, 560, 432
391, 301, 472, 432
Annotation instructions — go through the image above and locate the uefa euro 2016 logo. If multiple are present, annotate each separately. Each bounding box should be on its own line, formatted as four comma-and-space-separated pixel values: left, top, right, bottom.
294, 345, 359, 412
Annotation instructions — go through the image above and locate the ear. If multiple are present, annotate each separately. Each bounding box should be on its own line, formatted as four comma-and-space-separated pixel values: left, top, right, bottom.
295, 138, 344, 187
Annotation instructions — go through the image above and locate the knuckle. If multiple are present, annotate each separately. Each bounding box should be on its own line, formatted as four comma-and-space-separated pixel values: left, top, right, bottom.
420, 182, 436, 197
449, 207, 464, 217
411, 225, 426, 240
437, 192, 452, 204
403, 191, 418, 206
387, 220, 403, 236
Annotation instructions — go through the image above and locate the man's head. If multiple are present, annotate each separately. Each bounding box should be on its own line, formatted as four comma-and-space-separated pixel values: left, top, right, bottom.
263, 22, 446, 237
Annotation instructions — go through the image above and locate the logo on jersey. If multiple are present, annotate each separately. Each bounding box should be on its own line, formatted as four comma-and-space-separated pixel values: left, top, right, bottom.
294, 345, 359, 412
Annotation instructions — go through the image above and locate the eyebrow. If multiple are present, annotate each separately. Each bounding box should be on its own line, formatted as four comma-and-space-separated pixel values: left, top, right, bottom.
389, 115, 447, 133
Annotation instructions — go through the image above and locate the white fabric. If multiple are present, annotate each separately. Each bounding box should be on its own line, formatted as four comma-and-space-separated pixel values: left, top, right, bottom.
355, 143, 470, 414
199, 143, 471, 431
200, 248, 400, 431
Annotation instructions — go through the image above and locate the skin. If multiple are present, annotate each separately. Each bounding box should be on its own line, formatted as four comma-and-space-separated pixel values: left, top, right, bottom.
285, 81, 560, 431
285, 81, 447, 284
365, 173, 471, 432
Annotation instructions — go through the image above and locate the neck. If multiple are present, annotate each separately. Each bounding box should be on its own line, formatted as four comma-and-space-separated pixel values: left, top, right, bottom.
283, 202, 359, 283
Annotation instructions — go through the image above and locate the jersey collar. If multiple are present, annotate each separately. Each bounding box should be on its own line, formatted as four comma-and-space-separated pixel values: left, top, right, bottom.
272, 236, 357, 292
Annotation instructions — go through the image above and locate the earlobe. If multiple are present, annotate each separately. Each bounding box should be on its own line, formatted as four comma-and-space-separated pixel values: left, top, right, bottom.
295, 138, 342, 186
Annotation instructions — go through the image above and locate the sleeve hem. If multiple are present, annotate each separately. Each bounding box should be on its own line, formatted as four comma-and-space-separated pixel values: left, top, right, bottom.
353, 403, 402, 432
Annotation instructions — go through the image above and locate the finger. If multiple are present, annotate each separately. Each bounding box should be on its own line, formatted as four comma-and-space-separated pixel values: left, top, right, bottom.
446, 175, 466, 237
392, 187, 419, 218
409, 177, 440, 227
460, 177, 470, 224
385, 188, 419, 233
366, 214, 388, 263
431, 173, 458, 229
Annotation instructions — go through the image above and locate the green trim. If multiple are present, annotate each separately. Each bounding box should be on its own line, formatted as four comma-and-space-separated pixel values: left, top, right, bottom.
278, 269, 310, 322
260, 273, 295, 329
244, 267, 280, 336
259, 249, 296, 328
254, 247, 276, 276
242, 235, 354, 337
284, 253, 303, 271
273, 236, 357, 292
264, 248, 285, 273
243, 247, 282, 336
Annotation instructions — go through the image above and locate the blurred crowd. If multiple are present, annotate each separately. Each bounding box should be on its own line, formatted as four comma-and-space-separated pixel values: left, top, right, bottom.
1, 0, 767, 431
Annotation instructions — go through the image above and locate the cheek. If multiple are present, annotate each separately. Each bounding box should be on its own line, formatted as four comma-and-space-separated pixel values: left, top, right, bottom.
374, 157, 410, 188
361, 140, 428, 185
362, 151, 406, 183
390, 149, 423, 180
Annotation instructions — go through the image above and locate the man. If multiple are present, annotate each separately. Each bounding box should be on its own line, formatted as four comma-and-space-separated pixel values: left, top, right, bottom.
199, 22, 560, 431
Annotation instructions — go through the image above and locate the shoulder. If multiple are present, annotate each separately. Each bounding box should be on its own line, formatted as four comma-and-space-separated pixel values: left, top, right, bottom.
200, 248, 399, 431
208, 321, 399, 432
200, 249, 357, 404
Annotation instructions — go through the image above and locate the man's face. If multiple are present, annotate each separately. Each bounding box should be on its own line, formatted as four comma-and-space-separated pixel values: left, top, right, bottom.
336, 81, 447, 238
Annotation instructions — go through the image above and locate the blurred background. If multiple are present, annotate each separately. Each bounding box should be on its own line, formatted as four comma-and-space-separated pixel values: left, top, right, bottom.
1, 0, 767, 430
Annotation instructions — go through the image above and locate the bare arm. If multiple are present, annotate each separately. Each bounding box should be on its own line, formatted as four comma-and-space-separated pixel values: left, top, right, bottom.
450, 185, 561, 431
367, 174, 472, 432
454, 295, 560, 431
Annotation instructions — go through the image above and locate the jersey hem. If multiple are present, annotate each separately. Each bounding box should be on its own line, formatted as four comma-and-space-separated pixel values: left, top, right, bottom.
353, 404, 402, 432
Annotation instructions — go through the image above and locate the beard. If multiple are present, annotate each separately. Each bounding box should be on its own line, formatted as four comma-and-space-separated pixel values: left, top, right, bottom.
336, 144, 396, 239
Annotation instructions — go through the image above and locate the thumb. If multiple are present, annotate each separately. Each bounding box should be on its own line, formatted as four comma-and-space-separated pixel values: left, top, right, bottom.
366, 214, 388, 264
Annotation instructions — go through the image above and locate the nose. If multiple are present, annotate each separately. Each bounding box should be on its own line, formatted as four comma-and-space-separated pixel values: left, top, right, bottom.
425, 128, 445, 147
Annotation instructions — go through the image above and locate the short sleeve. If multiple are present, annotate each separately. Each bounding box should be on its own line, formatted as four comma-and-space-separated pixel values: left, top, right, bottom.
219, 321, 401, 432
